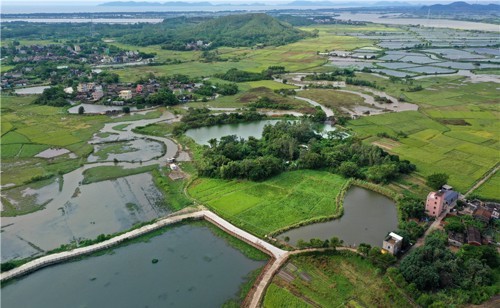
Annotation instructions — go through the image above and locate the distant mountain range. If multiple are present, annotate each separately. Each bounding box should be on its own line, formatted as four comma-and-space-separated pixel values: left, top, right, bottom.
99, 1, 415, 7
417, 1, 500, 14
100, 1, 266, 6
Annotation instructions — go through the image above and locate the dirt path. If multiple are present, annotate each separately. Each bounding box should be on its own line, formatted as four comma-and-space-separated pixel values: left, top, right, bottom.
464, 164, 499, 197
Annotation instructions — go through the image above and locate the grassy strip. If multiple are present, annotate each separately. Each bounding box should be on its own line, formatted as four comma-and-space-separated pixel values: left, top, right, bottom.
151, 168, 192, 211
82, 165, 158, 184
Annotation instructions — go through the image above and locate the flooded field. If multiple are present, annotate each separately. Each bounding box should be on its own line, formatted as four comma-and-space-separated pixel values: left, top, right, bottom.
87, 138, 165, 163
1, 172, 168, 261
279, 186, 398, 247
2, 223, 266, 307
68, 104, 138, 114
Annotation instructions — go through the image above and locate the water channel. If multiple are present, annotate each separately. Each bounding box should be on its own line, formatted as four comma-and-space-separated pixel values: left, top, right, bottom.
279, 186, 399, 247
1, 223, 266, 308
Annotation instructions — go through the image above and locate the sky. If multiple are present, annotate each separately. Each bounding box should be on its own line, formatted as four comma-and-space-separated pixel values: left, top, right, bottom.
2, 0, 484, 4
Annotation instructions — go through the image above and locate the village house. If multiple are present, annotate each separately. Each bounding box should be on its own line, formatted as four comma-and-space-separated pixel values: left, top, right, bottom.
473, 207, 492, 223
92, 85, 104, 101
425, 185, 459, 217
448, 232, 465, 247
466, 226, 482, 246
119, 90, 133, 100
382, 232, 403, 255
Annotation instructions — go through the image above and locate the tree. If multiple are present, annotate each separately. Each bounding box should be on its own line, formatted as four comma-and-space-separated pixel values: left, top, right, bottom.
78, 106, 85, 114
329, 237, 343, 250
358, 243, 371, 256
123, 106, 130, 114
426, 173, 449, 190
338, 161, 361, 178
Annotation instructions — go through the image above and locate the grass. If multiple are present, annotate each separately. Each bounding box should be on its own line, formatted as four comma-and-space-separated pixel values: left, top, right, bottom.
91, 141, 138, 161
185, 86, 314, 112
297, 89, 366, 114
263, 284, 310, 308
82, 165, 158, 184
111, 123, 130, 131
112, 26, 374, 82
152, 168, 193, 211
1, 95, 109, 185
188, 170, 348, 236
263, 251, 414, 308
132, 122, 174, 137
0, 178, 56, 217
345, 74, 499, 193
474, 170, 500, 201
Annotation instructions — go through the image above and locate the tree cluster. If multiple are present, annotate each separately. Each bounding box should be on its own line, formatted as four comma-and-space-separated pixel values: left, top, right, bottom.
399, 230, 499, 305
215, 68, 272, 82
173, 108, 265, 135
34, 86, 69, 106
197, 120, 416, 182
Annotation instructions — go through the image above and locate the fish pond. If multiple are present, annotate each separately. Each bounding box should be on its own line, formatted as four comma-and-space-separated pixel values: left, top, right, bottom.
279, 186, 398, 247
185, 120, 337, 145
2, 222, 267, 308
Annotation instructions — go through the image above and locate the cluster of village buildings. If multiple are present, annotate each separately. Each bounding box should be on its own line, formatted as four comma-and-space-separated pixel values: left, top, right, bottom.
383, 185, 499, 255
72, 78, 204, 104
6, 43, 148, 65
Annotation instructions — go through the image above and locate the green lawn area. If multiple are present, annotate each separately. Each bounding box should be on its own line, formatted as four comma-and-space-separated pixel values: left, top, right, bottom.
188, 170, 348, 236
474, 170, 500, 201
263, 252, 414, 308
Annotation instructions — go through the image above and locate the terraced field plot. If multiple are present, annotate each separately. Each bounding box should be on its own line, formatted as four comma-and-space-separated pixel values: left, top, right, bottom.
188, 170, 348, 236
474, 171, 500, 201
263, 253, 413, 308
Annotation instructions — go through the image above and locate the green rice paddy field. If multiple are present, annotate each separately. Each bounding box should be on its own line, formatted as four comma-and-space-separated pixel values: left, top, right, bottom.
263, 252, 414, 308
473, 171, 500, 201
0, 95, 163, 186
188, 170, 348, 236
347, 76, 499, 195
112, 28, 374, 81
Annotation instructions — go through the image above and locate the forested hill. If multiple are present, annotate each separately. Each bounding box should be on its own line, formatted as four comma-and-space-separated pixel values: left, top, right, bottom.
185, 13, 313, 47
121, 13, 314, 48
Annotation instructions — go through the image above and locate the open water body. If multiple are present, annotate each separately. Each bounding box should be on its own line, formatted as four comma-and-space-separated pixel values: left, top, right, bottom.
279, 186, 398, 247
185, 120, 338, 145
1, 223, 266, 308
1, 172, 168, 262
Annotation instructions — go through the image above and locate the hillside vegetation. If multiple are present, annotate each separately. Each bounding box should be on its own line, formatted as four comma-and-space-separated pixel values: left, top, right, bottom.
122, 13, 314, 49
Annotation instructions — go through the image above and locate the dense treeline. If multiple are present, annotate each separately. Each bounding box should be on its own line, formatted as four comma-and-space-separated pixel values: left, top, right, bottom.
197, 120, 415, 182
173, 108, 265, 135
248, 96, 292, 110
397, 230, 499, 306
303, 69, 355, 81
215, 68, 272, 82
34, 86, 70, 106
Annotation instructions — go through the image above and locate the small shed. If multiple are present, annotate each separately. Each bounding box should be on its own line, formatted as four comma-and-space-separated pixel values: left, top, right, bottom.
383, 232, 403, 255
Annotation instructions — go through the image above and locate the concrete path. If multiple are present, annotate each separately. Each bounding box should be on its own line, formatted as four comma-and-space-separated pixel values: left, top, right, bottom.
0, 210, 287, 283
